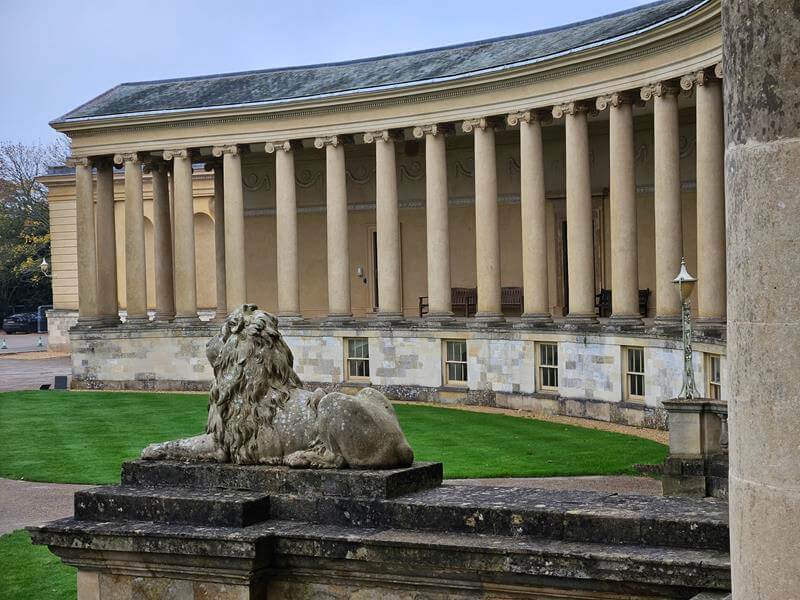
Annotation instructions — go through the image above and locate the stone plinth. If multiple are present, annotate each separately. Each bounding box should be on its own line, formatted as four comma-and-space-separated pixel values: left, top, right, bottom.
662, 398, 728, 498
31, 460, 732, 599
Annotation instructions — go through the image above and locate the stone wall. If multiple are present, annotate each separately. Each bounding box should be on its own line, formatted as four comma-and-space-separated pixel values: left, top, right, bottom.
46, 309, 78, 352
70, 322, 726, 429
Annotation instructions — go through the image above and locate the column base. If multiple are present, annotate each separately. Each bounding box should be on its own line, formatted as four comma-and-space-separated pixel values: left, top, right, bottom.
469, 312, 505, 327
561, 313, 599, 328
153, 312, 175, 323
214, 309, 228, 321
424, 312, 455, 325
277, 314, 304, 326
652, 315, 681, 333
605, 314, 645, 331
123, 315, 150, 326
321, 313, 354, 327
172, 314, 202, 326
521, 312, 553, 324
374, 312, 405, 323
695, 317, 727, 332
75, 316, 107, 329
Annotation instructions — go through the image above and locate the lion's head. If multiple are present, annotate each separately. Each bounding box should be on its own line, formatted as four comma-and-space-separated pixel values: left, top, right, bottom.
204, 304, 302, 464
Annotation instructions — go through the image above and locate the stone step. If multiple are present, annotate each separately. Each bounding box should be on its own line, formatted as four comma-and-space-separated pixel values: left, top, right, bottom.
75, 485, 270, 527
270, 484, 729, 551
121, 459, 443, 499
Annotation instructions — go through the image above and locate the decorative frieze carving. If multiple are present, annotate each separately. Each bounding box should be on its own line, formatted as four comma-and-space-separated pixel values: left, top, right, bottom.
640, 81, 680, 101
296, 169, 322, 188
211, 145, 240, 158
399, 161, 424, 182
551, 101, 592, 119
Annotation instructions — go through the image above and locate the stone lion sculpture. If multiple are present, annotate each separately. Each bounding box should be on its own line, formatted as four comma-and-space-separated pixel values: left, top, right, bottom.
141, 304, 414, 469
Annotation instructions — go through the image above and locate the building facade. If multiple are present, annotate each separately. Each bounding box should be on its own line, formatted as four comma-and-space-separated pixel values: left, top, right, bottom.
43, 0, 726, 428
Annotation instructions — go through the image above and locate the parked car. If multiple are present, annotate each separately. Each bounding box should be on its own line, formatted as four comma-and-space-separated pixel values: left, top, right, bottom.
2, 312, 39, 334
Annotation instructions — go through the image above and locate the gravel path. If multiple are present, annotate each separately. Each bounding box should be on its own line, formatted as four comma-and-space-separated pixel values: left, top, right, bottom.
0, 355, 71, 391
0, 478, 91, 535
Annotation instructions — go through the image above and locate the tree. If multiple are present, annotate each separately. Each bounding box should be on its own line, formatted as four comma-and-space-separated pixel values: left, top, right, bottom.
0, 137, 70, 322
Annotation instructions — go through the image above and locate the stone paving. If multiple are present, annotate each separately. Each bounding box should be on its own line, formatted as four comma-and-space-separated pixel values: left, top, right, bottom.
0, 478, 91, 534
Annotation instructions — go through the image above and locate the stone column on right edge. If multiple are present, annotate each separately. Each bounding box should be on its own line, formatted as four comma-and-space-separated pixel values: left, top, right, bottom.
507, 110, 551, 323
114, 152, 148, 324
212, 145, 247, 308
553, 102, 597, 325
641, 82, 682, 328
682, 68, 727, 329
725, 1, 800, 597
413, 124, 453, 320
597, 92, 642, 327
463, 117, 503, 323
314, 135, 352, 321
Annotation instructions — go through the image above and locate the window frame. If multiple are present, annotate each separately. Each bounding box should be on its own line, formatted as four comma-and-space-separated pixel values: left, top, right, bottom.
344, 337, 371, 381
706, 353, 722, 400
442, 339, 469, 387
623, 345, 646, 402
536, 341, 559, 393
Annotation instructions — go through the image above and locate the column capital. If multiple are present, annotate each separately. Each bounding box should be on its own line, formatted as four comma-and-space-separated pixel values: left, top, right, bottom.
264, 140, 294, 153
113, 152, 142, 166
362, 130, 401, 144
714, 61, 723, 79
552, 101, 593, 119
162, 148, 191, 161
412, 124, 439, 138
640, 81, 680, 101
314, 135, 340, 149
506, 109, 551, 127
595, 91, 639, 111
211, 144, 240, 158
461, 117, 498, 133
66, 156, 92, 168
680, 68, 720, 91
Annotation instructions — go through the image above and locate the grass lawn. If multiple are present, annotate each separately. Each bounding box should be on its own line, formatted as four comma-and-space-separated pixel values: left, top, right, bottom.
0, 530, 75, 599
0, 390, 667, 483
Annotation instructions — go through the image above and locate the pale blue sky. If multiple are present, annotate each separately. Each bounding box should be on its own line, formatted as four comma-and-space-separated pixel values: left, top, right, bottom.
0, 0, 649, 144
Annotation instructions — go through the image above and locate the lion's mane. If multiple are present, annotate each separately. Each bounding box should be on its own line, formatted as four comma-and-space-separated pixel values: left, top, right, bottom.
205, 304, 302, 464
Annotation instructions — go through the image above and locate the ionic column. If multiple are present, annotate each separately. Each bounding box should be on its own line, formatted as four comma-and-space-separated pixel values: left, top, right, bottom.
163, 149, 197, 323
553, 102, 597, 324
212, 145, 246, 308
265, 141, 301, 320
364, 130, 403, 320
314, 136, 351, 320
597, 92, 642, 326
681, 69, 726, 327
72, 157, 100, 326
641, 82, 682, 326
205, 160, 226, 320
94, 158, 120, 325
114, 152, 148, 323
507, 110, 551, 323
413, 124, 452, 319
462, 118, 502, 322
150, 161, 174, 321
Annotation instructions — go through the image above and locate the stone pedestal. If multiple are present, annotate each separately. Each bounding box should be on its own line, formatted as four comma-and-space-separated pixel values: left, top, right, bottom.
31, 459, 732, 599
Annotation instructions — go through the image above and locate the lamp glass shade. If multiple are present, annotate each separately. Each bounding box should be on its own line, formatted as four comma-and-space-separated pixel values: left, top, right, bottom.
672, 258, 697, 300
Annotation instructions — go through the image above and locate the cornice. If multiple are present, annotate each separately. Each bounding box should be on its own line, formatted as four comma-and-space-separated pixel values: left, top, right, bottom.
63, 1, 721, 155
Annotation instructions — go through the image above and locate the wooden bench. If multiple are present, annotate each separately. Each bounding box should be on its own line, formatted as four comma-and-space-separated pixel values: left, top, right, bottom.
419, 287, 524, 317
594, 288, 651, 318
419, 287, 477, 317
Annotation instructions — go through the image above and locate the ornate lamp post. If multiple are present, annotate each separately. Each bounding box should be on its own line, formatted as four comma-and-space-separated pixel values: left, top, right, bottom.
673, 257, 700, 399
